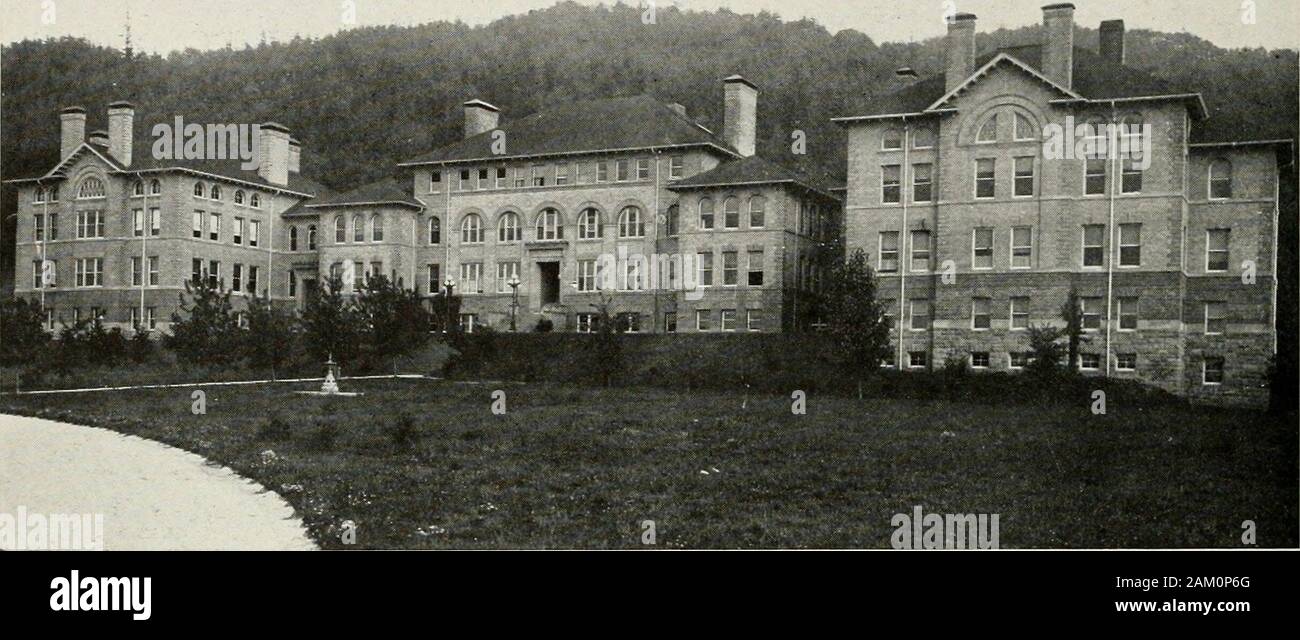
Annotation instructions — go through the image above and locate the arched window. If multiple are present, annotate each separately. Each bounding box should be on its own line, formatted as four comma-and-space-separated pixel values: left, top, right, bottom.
749, 196, 766, 228
149, 179, 161, 195
352, 214, 365, 242
49, 185, 59, 201
234, 190, 245, 205
194, 182, 205, 198
666, 204, 679, 236
912, 127, 935, 149
289, 226, 299, 251
78, 176, 106, 199
535, 208, 562, 241
371, 214, 384, 242
307, 225, 317, 250
132, 180, 145, 196
976, 114, 998, 143
1209, 159, 1233, 199
618, 205, 644, 238
882, 128, 903, 150
428, 217, 442, 244
698, 197, 715, 229
578, 207, 602, 239
210, 184, 222, 200
334, 216, 347, 243
34, 187, 46, 203
722, 197, 740, 229
498, 212, 520, 242
461, 213, 483, 244
250, 193, 261, 208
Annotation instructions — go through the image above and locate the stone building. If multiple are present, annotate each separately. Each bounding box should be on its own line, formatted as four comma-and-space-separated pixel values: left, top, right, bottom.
834, 4, 1289, 405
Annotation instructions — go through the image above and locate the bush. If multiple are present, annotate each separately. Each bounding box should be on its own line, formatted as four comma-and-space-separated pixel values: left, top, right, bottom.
534, 318, 554, 332
0, 298, 50, 366
384, 412, 420, 450
128, 330, 155, 363
166, 278, 240, 365
257, 414, 292, 441
308, 420, 341, 452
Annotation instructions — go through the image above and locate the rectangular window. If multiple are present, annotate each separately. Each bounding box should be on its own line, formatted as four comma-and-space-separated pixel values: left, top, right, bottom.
879, 231, 899, 273
616, 160, 630, 182
496, 261, 520, 293
146, 307, 156, 330
972, 297, 991, 330
1080, 353, 1101, 370
912, 163, 932, 203
1010, 353, 1031, 369
576, 313, 596, 333
478, 168, 490, 190
910, 230, 931, 272
1085, 159, 1107, 195
208, 213, 220, 241
427, 264, 440, 294
554, 164, 569, 186
720, 310, 737, 332
597, 161, 609, 183
460, 263, 483, 294
248, 220, 260, 247
910, 299, 930, 331
77, 211, 105, 238
1116, 353, 1137, 371
459, 169, 471, 190
1119, 223, 1141, 267
513, 166, 527, 188
1081, 297, 1103, 331
232, 263, 243, 292
1013, 157, 1035, 196
665, 312, 677, 333
695, 309, 712, 331
747, 250, 764, 286
206, 260, 221, 289
47, 213, 58, 240
1203, 357, 1224, 384
1118, 297, 1139, 331
1011, 226, 1032, 268
576, 259, 598, 292
233, 217, 244, 245
192, 258, 202, 284
1083, 225, 1105, 267
133, 209, 145, 237
33, 259, 56, 288
132, 257, 143, 286
246, 266, 258, 295
430, 171, 442, 193
972, 227, 993, 269
669, 156, 684, 180
697, 252, 713, 287
746, 309, 761, 332
74, 257, 103, 287
1205, 302, 1226, 335
1206, 229, 1230, 272
975, 158, 996, 198
971, 352, 990, 368
530, 164, 545, 187
495, 167, 507, 189
33, 215, 45, 242
881, 165, 901, 204
193, 211, 203, 238
636, 158, 651, 180
1010, 297, 1030, 330
1121, 160, 1142, 193
150, 208, 161, 236
458, 314, 478, 333
909, 351, 927, 369
722, 251, 738, 286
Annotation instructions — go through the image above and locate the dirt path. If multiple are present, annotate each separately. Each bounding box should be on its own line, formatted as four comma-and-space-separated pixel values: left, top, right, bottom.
0, 414, 315, 550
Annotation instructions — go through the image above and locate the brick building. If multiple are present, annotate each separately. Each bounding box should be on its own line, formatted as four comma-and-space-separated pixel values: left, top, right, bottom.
834, 4, 1289, 405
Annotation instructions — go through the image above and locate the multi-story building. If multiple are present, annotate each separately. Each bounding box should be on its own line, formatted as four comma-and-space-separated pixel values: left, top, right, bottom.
835, 4, 1289, 405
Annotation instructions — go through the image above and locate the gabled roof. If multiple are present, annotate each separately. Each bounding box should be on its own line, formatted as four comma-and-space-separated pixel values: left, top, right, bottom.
399, 94, 737, 166
668, 155, 839, 200
304, 178, 422, 210
927, 51, 1083, 111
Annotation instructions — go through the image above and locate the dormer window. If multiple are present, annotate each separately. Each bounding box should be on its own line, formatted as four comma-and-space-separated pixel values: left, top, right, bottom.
250, 193, 261, 208
150, 179, 161, 195
33, 187, 46, 203
211, 184, 222, 200
882, 128, 903, 150
234, 190, 245, 205
132, 180, 145, 196
77, 176, 106, 199
976, 114, 998, 143
1013, 113, 1036, 141
194, 182, 205, 198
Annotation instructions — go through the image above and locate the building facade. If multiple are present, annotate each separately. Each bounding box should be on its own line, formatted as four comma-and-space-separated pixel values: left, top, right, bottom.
835, 4, 1287, 405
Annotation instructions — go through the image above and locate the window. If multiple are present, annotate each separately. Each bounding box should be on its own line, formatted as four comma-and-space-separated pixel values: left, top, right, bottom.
132, 257, 144, 287
912, 163, 932, 203
1080, 353, 1101, 370
428, 217, 442, 245
234, 190, 244, 205
533, 208, 563, 241
248, 220, 260, 248
430, 171, 442, 193
906, 229, 931, 272
132, 180, 145, 197
496, 261, 520, 293
971, 352, 990, 368
912, 127, 935, 149
697, 252, 714, 287
666, 205, 679, 236
1011, 226, 1032, 268
1205, 302, 1226, 335
1118, 223, 1141, 267
669, 156, 684, 180
233, 217, 244, 245
74, 258, 103, 287
308, 225, 317, 250
76, 210, 105, 239
698, 198, 715, 229
597, 162, 609, 183
636, 158, 651, 180
882, 128, 902, 150
695, 309, 712, 331
426, 264, 440, 294
879, 231, 899, 273
208, 213, 221, 241
1083, 225, 1105, 267
498, 212, 520, 242
460, 263, 483, 294
1085, 159, 1107, 195
881, 300, 896, 329
289, 271, 297, 297
478, 168, 490, 190
1013, 112, 1036, 141
909, 351, 927, 369
576, 259, 599, 292
352, 214, 365, 242
458, 169, 471, 191
210, 185, 222, 201
720, 310, 737, 332
512, 166, 527, 188
290, 226, 299, 251
576, 313, 597, 333
972, 297, 991, 330
748, 250, 764, 286
192, 259, 203, 285
616, 160, 630, 182
193, 211, 204, 238
1013, 157, 1034, 196
1010, 297, 1030, 330
496, 167, 507, 189
1010, 353, 1031, 369
972, 227, 993, 269
461, 214, 483, 244
250, 193, 261, 208
975, 158, 996, 198
664, 312, 677, 333
746, 309, 761, 332
194, 182, 205, 198
622, 258, 644, 291
33, 215, 46, 242
1121, 159, 1142, 193
458, 314, 478, 333
881, 165, 901, 204
372, 215, 384, 242
334, 216, 347, 243
749, 196, 766, 228
722, 251, 738, 286
1209, 159, 1232, 199
722, 197, 740, 229
77, 177, 106, 199
232, 264, 243, 292
208, 260, 220, 289
1113, 296, 1139, 332
1203, 357, 1225, 384
577, 208, 602, 239
1206, 229, 1230, 272
32, 259, 56, 288
530, 165, 546, 187
618, 206, 644, 238
1081, 297, 1103, 331
976, 114, 998, 143
910, 299, 930, 331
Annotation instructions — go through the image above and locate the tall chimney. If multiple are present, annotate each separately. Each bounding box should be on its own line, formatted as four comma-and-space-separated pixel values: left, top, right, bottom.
1041, 3, 1076, 89
107, 101, 135, 167
288, 137, 301, 174
462, 100, 500, 139
944, 13, 978, 92
59, 106, 86, 160
723, 75, 757, 157
1099, 19, 1125, 66
257, 122, 291, 186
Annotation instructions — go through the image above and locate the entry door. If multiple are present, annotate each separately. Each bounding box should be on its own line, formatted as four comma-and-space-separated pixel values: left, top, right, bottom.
538, 262, 560, 304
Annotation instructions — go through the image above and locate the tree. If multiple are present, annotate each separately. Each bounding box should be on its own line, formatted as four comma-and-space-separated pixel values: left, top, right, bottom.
588, 289, 624, 388
821, 248, 891, 398
1025, 324, 1066, 376
166, 278, 240, 365
353, 274, 432, 373
300, 274, 358, 364
0, 298, 50, 366
1059, 287, 1090, 374
243, 291, 297, 379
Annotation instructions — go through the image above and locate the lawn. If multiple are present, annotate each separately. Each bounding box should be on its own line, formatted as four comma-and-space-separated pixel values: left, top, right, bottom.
2, 378, 1295, 549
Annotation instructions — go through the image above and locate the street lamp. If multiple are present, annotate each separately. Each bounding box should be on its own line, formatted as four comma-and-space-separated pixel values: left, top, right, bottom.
507, 274, 521, 332
442, 276, 456, 333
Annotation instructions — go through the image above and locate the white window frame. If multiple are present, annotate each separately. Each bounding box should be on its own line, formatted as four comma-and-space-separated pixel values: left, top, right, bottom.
1205, 229, 1230, 272
1010, 297, 1029, 331
1118, 223, 1141, 268
974, 158, 996, 199
1204, 301, 1226, 335
1010, 226, 1032, 269
1202, 357, 1224, 385
971, 227, 993, 270
1082, 225, 1105, 268
971, 297, 991, 331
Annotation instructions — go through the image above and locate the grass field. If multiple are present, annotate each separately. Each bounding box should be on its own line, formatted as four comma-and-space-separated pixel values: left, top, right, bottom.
2, 378, 1295, 549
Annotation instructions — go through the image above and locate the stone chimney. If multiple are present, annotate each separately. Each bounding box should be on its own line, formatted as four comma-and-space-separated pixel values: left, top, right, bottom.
723, 75, 757, 157
59, 106, 86, 159
1099, 19, 1125, 66
107, 101, 135, 167
88, 130, 110, 147
257, 122, 291, 186
1041, 3, 1076, 89
288, 137, 301, 174
463, 100, 500, 139
944, 13, 978, 92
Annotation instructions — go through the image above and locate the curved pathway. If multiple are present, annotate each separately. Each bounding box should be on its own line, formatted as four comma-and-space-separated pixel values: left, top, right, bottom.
0, 415, 315, 550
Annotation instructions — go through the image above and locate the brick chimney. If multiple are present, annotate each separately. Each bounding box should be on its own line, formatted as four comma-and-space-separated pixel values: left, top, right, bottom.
723, 75, 757, 157
107, 101, 135, 167
257, 122, 291, 186
1099, 19, 1125, 66
1041, 3, 1075, 89
945, 13, 978, 92
59, 106, 86, 160
288, 137, 301, 174
463, 100, 500, 139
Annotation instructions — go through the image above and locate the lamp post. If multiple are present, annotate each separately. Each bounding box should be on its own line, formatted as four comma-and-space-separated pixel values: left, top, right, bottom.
443, 276, 456, 333
507, 274, 521, 331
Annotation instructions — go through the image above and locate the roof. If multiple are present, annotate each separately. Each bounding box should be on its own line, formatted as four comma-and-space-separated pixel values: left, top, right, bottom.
399, 94, 737, 166
304, 178, 422, 210
668, 155, 839, 200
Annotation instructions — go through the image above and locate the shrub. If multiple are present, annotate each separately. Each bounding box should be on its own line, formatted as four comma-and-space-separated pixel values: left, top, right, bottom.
534, 317, 554, 332
166, 278, 240, 365
384, 412, 420, 450
0, 298, 50, 366
308, 420, 341, 452
257, 414, 292, 441
127, 330, 155, 363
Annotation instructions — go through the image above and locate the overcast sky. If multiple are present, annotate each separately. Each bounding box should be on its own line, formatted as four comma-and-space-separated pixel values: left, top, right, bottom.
1, 0, 1295, 55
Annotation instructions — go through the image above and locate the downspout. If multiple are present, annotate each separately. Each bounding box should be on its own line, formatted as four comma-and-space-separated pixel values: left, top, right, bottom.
1104, 102, 1118, 378
899, 118, 910, 370
652, 148, 661, 333
139, 172, 148, 329
39, 180, 49, 312
268, 192, 276, 299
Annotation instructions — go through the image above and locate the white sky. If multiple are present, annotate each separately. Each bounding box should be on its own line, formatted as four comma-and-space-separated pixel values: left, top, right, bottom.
1, 0, 1295, 55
